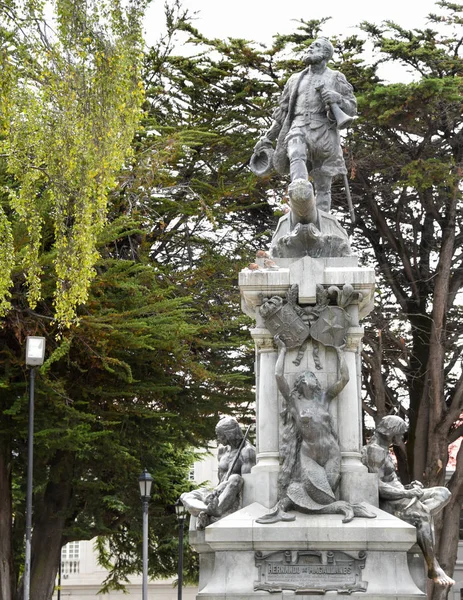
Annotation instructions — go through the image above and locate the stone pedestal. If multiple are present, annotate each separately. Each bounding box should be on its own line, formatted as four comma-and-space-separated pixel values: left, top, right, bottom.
190, 504, 425, 600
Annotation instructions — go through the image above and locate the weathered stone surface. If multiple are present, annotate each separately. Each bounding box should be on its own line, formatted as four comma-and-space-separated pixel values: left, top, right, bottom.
240, 259, 377, 512
239, 257, 375, 321
254, 549, 368, 593
192, 505, 424, 600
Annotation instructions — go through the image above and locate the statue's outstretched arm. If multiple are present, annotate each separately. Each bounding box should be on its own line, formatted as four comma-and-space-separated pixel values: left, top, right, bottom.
274, 335, 291, 401
378, 481, 422, 501
326, 347, 349, 402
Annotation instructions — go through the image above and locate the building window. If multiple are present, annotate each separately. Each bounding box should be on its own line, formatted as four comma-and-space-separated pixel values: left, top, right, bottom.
188, 467, 195, 482
61, 542, 80, 575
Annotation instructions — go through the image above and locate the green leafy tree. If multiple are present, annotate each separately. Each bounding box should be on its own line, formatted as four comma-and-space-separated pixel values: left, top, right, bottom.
0, 4, 259, 598
0, 1, 222, 599
3, 1, 463, 597
0, 0, 144, 326
0, 213, 242, 600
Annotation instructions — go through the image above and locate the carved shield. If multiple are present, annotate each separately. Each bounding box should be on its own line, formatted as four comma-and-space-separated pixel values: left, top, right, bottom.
262, 303, 310, 348
310, 306, 349, 348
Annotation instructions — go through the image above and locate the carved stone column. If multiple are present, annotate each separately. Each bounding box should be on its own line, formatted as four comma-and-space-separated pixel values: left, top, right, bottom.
242, 328, 279, 509
338, 318, 378, 506
251, 328, 279, 468
238, 257, 379, 509
338, 325, 365, 471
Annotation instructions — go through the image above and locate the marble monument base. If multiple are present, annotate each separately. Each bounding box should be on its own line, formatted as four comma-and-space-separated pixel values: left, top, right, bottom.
190, 503, 426, 600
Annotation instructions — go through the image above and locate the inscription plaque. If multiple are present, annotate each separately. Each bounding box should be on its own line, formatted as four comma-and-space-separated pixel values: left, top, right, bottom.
254, 550, 367, 594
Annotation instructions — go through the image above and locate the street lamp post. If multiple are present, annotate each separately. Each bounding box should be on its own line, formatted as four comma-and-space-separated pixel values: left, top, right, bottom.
24, 336, 46, 600
174, 499, 187, 600
138, 469, 153, 600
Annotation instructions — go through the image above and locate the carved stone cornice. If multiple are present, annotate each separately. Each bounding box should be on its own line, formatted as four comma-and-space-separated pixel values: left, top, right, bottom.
250, 328, 276, 352
345, 327, 364, 352
239, 257, 375, 321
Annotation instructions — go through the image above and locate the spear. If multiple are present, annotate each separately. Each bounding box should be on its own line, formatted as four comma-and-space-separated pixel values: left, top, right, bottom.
224, 423, 253, 481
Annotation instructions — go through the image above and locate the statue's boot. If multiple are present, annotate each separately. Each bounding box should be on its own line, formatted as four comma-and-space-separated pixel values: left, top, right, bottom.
314, 190, 331, 213
288, 178, 317, 224
312, 169, 332, 213
287, 136, 308, 183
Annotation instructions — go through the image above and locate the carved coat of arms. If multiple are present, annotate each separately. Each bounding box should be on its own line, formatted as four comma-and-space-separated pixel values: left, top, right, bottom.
310, 305, 349, 348
259, 296, 310, 348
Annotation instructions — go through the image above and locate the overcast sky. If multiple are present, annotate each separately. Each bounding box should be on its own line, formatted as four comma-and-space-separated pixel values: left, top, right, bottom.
144, 0, 443, 47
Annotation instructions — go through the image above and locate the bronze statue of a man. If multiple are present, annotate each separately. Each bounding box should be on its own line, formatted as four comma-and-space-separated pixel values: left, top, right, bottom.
251, 37, 356, 212
362, 415, 454, 587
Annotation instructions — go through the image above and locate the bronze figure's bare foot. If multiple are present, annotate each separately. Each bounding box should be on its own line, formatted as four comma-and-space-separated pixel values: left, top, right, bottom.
429, 566, 455, 587
256, 504, 296, 524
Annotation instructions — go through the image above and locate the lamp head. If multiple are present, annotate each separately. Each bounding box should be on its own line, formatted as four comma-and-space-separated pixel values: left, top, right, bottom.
25, 336, 46, 366
138, 469, 153, 501
174, 498, 187, 521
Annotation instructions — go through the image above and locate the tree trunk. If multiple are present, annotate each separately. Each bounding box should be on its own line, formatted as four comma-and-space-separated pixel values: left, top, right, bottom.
0, 437, 13, 600
29, 512, 66, 600
430, 441, 463, 600
19, 452, 74, 600
430, 499, 460, 600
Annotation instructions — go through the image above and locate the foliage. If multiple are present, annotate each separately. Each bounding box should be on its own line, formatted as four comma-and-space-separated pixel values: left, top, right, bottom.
0, 0, 145, 326
0, 213, 241, 600
0, 3, 261, 597
2, 1, 463, 598
351, 1, 463, 472
0, 1, 229, 599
